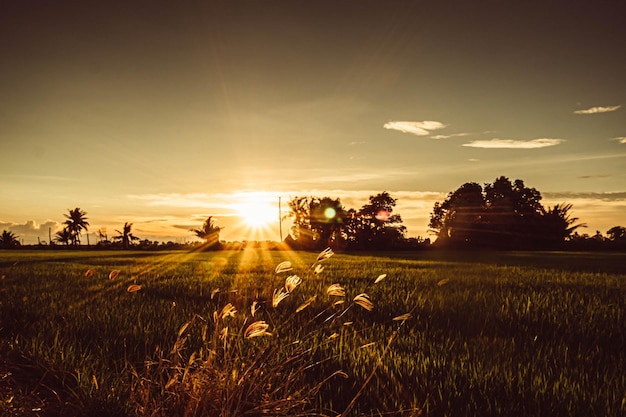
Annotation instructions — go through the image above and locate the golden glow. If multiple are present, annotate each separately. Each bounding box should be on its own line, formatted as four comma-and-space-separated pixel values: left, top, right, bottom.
235, 192, 277, 229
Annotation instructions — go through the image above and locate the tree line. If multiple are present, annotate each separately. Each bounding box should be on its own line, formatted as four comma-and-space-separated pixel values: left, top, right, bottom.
1, 176, 625, 251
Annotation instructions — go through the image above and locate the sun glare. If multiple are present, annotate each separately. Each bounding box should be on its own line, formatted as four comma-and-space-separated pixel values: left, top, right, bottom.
235, 192, 277, 229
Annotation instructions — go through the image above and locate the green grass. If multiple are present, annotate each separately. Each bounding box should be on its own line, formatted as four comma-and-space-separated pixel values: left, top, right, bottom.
1, 249, 625, 416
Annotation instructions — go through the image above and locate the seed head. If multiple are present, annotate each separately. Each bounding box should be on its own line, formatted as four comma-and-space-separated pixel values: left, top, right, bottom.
327, 283, 345, 297
127, 284, 142, 293
374, 274, 387, 284
353, 293, 374, 311
285, 275, 302, 293
272, 287, 290, 308
317, 247, 334, 261
275, 261, 293, 274
245, 321, 272, 338
220, 303, 237, 319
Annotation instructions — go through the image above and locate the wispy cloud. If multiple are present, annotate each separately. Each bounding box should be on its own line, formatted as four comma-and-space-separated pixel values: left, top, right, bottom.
574, 105, 621, 115
612, 136, 626, 144
430, 132, 470, 139
543, 191, 626, 202
383, 120, 447, 136
462, 138, 564, 149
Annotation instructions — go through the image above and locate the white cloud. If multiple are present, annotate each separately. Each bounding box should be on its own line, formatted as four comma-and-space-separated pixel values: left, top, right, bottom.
383, 120, 447, 136
613, 137, 626, 144
462, 138, 564, 149
573, 105, 621, 115
0, 220, 61, 244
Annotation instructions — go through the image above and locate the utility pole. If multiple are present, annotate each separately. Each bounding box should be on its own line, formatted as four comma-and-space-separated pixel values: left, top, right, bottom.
279, 196, 283, 242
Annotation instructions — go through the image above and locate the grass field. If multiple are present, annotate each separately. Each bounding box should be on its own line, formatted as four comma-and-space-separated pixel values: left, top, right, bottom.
1, 249, 625, 416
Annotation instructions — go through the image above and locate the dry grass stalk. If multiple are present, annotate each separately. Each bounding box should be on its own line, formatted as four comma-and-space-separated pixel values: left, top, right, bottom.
316, 247, 334, 261
353, 293, 374, 311
437, 278, 450, 287
327, 284, 345, 297
275, 261, 293, 274
244, 321, 272, 338
127, 284, 142, 293
284, 275, 302, 293
272, 288, 289, 308
374, 273, 387, 284
295, 295, 317, 313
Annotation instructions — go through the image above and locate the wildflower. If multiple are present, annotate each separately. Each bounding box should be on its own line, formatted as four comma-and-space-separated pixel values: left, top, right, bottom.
275, 261, 293, 274
127, 284, 142, 293
353, 293, 374, 311
374, 274, 387, 284
109, 270, 120, 280
317, 247, 334, 261
245, 321, 272, 338
285, 275, 302, 293
85, 269, 95, 277
327, 283, 345, 297
313, 264, 324, 274
220, 303, 237, 319
272, 287, 289, 308
296, 295, 317, 313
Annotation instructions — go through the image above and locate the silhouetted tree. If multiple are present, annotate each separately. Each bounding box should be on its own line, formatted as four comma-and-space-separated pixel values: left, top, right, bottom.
113, 222, 140, 249
63, 208, 89, 245
430, 177, 584, 249
538, 203, 586, 248
348, 192, 406, 250
54, 228, 73, 246
429, 182, 485, 246
286, 196, 347, 250
606, 226, 626, 241
192, 216, 222, 249
0, 230, 21, 248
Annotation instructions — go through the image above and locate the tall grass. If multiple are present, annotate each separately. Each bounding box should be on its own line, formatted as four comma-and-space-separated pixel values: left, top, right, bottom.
1, 249, 625, 416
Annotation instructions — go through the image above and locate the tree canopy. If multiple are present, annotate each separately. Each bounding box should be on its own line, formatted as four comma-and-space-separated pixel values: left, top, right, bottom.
285, 192, 409, 250
192, 216, 222, 249
429, 176, 585, 249
0, 230, 21, 248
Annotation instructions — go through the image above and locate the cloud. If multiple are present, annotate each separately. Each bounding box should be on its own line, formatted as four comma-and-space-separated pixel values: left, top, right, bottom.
0, 220, 61, 243
462, 138, 564, 149
430, 132, 470, 139
383, 120, 447, 136
613, 137, 626, 144
543, 191, 626, 202
573, 105, 621, 115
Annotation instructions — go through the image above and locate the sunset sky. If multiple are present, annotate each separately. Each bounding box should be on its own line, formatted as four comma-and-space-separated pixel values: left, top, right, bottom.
1, 0, 625, 245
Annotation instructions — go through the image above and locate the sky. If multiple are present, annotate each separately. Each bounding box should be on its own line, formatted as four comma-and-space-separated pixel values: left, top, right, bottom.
1, 0, 625, 245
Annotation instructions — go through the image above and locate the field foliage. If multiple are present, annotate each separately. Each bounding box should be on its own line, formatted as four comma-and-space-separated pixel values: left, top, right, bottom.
1, 249, 625, 416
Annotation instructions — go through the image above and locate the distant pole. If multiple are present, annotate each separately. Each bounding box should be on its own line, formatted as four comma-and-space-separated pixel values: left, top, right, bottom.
279, 196, 283, 242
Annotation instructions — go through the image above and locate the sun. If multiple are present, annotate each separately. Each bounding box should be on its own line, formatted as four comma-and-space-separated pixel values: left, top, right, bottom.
235, 192, 277, 229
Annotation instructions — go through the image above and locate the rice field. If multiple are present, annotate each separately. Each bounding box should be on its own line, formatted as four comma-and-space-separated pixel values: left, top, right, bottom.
1, 249, 625, 416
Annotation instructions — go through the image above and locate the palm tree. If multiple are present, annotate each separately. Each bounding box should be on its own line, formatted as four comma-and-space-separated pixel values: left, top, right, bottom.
0, 230, 21, 248
114, 222, 139, 249
64, 208, 89, 245
54, 228, 73, 246
192, 216, 222, 248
